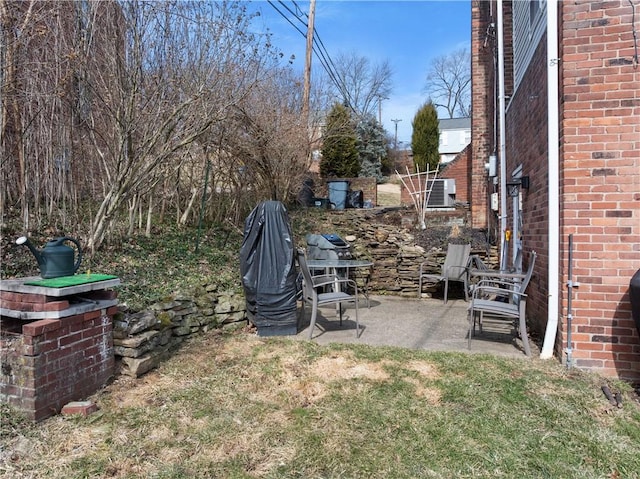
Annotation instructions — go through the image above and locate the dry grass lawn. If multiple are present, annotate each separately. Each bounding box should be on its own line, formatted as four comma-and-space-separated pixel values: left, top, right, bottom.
1, 331, 639, 479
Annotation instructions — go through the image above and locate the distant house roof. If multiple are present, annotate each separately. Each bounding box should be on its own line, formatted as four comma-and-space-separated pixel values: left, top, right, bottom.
439, 118, 471, 130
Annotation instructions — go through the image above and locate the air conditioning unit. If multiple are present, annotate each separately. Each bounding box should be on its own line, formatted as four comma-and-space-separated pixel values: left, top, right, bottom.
426, 179, 456, 207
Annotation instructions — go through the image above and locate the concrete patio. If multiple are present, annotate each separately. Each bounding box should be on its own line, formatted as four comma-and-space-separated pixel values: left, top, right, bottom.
295, 294, 538, 359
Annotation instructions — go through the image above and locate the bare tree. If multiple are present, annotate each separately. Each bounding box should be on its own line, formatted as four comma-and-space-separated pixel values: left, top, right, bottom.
331, 52, 393, 118
79, 0, 280, 251
1, 0, 315, 250
0, 0, 80, 230
423, 48, 471, 118
225, 68, 311, 204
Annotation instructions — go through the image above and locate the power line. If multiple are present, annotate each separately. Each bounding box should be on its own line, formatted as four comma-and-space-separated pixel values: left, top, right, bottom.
266, 1, 357, 114
266, 1, 306, 37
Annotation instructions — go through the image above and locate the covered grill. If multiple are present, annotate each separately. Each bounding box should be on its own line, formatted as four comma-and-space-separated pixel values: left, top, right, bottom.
240, 201, 298, 336
306, 234, 352, 260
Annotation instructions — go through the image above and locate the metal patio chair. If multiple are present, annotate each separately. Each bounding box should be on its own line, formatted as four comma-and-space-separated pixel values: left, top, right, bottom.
467, 251, 537, 357
296, 248, 360, 339
418, 243, 471, 303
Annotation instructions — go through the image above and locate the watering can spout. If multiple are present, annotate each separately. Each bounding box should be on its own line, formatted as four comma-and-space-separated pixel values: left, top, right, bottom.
16, 236, 45, 268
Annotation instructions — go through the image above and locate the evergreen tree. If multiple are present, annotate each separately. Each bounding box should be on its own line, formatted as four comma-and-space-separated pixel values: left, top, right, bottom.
320, 103, 360, 178
411, 101, 440, 171
355, 114, 386, 181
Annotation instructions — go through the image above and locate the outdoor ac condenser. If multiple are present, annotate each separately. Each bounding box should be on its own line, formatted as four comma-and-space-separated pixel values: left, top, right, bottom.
427, 179, 456, 207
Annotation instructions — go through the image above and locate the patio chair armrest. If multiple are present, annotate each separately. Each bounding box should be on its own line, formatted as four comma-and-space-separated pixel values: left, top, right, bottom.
418, 261, 428, 275
472, 283, 528, 299
310, 274, 339, 286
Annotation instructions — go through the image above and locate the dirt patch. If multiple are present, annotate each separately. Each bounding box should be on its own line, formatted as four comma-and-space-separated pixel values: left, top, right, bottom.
403, 377, 442, 405
413, 225, 491, 252
406, 360, 440, 380
312, 351, 390, 382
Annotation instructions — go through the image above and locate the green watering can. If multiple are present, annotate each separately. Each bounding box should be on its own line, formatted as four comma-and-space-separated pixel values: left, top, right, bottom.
16, 236, 83, 279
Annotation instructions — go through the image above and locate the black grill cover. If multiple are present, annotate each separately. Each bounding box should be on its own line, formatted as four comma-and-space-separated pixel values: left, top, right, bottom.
240, 201, 298, 336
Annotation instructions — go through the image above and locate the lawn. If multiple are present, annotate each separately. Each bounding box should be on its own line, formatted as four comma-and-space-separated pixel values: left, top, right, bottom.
2, 331, 639, 478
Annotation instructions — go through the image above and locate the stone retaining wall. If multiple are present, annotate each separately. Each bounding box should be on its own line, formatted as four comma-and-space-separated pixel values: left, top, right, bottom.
113, 286, 245, 377
114, 206, 498, 377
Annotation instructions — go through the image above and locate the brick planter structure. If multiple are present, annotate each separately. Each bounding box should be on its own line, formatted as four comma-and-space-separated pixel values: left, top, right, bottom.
1, 277, 119, 421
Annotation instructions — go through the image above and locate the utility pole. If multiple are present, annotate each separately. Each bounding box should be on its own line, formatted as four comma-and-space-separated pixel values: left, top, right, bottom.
377, 95, 387, 124
302, 0, 316, 127
391, 118, 402, 151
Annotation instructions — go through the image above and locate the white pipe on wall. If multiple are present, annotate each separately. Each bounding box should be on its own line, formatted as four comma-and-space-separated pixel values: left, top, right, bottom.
497, 0, 508, 271
541, 0, 560, 359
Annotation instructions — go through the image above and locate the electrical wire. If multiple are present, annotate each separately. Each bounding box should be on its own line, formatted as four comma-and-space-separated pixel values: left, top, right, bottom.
266, 0, 306, 37
267, 0, 358, 114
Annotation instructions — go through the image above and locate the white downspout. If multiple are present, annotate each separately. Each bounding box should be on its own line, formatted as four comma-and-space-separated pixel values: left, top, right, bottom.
541, 0, 560, 359
497, 0, 508, 271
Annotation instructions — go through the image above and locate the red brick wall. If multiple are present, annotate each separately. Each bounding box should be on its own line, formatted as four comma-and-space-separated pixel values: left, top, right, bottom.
470, 0, 494, 229
440, 145, 471, 204
1, 307, 116, 421
495, 1, 640, 379
398, 148, 470, 207
473, 0, 640, 379
558, 1, 640, 379
504, 36, 549, 338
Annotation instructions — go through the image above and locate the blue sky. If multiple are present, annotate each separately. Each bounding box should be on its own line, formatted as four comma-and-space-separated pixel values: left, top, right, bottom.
247, 0, 471, 146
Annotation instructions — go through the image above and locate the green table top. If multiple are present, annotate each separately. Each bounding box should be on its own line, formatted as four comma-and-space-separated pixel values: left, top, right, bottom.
23, 274, 118, 288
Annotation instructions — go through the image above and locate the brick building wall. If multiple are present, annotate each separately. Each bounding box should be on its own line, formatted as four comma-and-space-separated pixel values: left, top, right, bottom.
440, 145, 471, 205
398, 147, 470, 207
474, 1, 640, 379
558, 1, 640, 378
470, 0, 494, 230
504, 35, 549, 338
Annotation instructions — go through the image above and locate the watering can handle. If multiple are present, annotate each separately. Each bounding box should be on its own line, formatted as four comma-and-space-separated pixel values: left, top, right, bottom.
61, 237, 83, 273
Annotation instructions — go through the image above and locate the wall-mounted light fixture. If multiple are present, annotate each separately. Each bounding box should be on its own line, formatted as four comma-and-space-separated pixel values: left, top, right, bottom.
506, 175, 530, 198
506, 181, 520, 198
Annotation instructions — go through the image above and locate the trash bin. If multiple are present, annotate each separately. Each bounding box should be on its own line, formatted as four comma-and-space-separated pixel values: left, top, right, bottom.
297, 178, 315, 207
239, 201, 299, 336
327, 180, 350, 210
630, 268, 640, 337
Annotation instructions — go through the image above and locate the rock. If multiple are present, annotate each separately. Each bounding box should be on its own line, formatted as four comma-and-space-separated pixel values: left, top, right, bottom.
120, 354, 163, 377
61, 401, 98, 417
